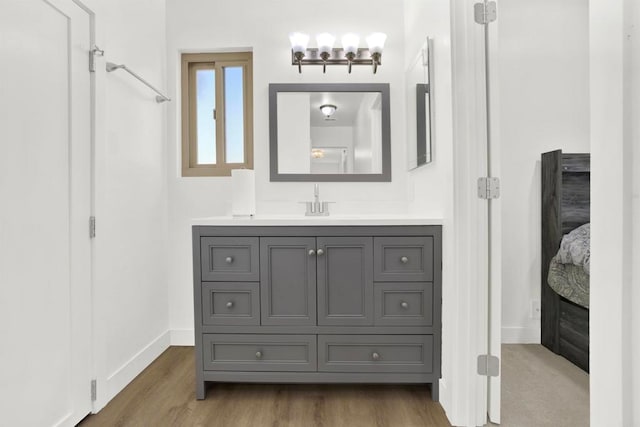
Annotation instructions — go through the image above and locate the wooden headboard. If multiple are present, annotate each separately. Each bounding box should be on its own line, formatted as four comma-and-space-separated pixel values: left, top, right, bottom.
541, 150, 590, 351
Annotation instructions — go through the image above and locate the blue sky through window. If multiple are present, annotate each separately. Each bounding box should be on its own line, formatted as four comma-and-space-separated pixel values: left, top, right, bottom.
196, 69, 215, 164
224, 67, 244, 163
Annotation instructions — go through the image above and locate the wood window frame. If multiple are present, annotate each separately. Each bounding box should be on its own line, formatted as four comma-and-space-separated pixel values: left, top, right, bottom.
181, 52, 253, 177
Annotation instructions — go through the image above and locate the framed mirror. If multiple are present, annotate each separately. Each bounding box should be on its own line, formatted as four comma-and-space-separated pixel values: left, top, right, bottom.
269, 83, 391, 182
406, 37, 434, 170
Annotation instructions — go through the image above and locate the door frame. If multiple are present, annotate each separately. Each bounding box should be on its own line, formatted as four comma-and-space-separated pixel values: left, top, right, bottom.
446, 0, 492, 425
68, 0, 103, 414
485, 1, 502, 422
588, 0, 637, 425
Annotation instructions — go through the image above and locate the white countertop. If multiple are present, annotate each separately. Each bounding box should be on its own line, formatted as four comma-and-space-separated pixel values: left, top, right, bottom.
191, 215, 443, 226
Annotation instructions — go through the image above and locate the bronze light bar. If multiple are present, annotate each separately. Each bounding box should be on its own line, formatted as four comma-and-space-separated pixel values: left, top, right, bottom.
290, 48, 382, 73
289, 32, 386, 74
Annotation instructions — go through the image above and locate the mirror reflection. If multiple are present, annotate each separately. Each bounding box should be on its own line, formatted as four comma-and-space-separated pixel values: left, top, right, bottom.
277, 92, 382, 175
269, 83, 390, 182
406, 37, 434, 169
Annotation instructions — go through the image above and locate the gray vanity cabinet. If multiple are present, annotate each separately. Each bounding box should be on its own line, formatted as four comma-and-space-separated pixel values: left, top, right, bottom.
317, 236, 373, 326
260, 237, 316, 326
200, 237, 259, 281
193, 225, 442, 402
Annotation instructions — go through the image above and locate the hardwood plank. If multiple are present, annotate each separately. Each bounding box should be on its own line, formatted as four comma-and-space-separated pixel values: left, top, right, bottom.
80, 347, 451, 427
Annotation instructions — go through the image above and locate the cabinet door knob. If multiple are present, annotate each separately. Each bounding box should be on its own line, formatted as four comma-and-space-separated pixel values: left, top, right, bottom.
400, 256, 409, 264
400, 301, 409, 309
317, 249, 324, 256
255, 351, 263, 359
372, 352, 380, 361
308, 249, 316, 256
225, 256, 234, 264
226, 301, 234, 309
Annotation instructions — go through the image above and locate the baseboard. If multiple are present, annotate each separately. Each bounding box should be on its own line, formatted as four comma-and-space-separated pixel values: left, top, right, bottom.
501, 326, 541, 344
170, 328, 195, 346
52, 412, 72, 427
103, 330, 171, 407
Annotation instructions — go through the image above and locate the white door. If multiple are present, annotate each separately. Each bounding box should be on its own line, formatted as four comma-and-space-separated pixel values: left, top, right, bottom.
0, 1, 93, 426
486, 7, 502, 423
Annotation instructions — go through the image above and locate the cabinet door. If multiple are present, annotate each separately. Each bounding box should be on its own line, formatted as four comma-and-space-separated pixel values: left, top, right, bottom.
317, 236, 373, 325
260, 237, 317, 325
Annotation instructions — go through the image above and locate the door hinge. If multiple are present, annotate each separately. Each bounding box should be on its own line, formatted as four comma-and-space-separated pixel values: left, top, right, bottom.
89, 216, 96, 238
477, 177, 500, 199
474, 1, 497, 25
91, 379, 97, 401
89, 45, 104, 73
477, 354, 500, 377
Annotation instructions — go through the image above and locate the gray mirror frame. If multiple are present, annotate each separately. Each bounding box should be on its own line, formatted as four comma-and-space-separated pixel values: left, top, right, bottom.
407, 37, 434, 170
416, 83, 431, 166
269, 83, 391, 182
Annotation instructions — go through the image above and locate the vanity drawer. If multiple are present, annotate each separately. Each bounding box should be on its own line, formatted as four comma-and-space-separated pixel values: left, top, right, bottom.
202, 334, 317, 372
374, 236, 433, 282
201, 283, 259, 326
318, 335, 433, 373
201, 237, 259, 281
374, 283, 433, 326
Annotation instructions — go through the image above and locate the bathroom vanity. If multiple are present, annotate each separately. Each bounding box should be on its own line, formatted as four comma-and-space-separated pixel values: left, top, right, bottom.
192, 217, 442, 401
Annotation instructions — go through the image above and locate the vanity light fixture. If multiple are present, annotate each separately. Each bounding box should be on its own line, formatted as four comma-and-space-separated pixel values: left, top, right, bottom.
316, 33, 336, 73
289, 32, 310, 73
311, 148, 325, 159
289, 32, 387, 74
319, 104, 337, 118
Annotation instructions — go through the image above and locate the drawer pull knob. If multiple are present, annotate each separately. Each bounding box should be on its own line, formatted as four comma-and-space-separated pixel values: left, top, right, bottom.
372, 352, 380, 361
400, 301, 409, 309
255, 351, 263, 359
226, 301, 234, 309
308, 249, 316, 256
317, 249, 324, 256
400, 256, 409, 264
225, 256, 234, 264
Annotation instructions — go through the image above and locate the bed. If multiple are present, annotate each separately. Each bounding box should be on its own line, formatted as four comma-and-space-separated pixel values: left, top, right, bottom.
541, 150, 590, 372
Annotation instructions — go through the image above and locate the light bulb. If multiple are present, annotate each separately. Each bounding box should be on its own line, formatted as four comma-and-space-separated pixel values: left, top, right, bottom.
341, 33, 360, 55
366, 32, 387, 54
316, 33, 335, 55
289, 32, 310, 53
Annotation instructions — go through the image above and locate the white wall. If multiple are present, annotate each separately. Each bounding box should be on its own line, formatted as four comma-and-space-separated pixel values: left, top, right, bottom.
404, 0, 456, 421
633, 2, 640, 418
0, 0, 170, 415
84, 0, 170, 409
405, 1, 453, 220
498, 0, 590, 343
166, 0, 412, 342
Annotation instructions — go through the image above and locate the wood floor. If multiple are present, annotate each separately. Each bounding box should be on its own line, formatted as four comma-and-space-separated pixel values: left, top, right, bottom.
80, 346, 451, 427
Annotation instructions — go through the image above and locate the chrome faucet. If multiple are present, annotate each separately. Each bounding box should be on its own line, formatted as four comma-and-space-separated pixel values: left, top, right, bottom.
303, 184, 331, 216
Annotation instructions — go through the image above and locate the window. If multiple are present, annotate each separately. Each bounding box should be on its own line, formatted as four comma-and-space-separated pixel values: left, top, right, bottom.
181, 52, 253, 176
